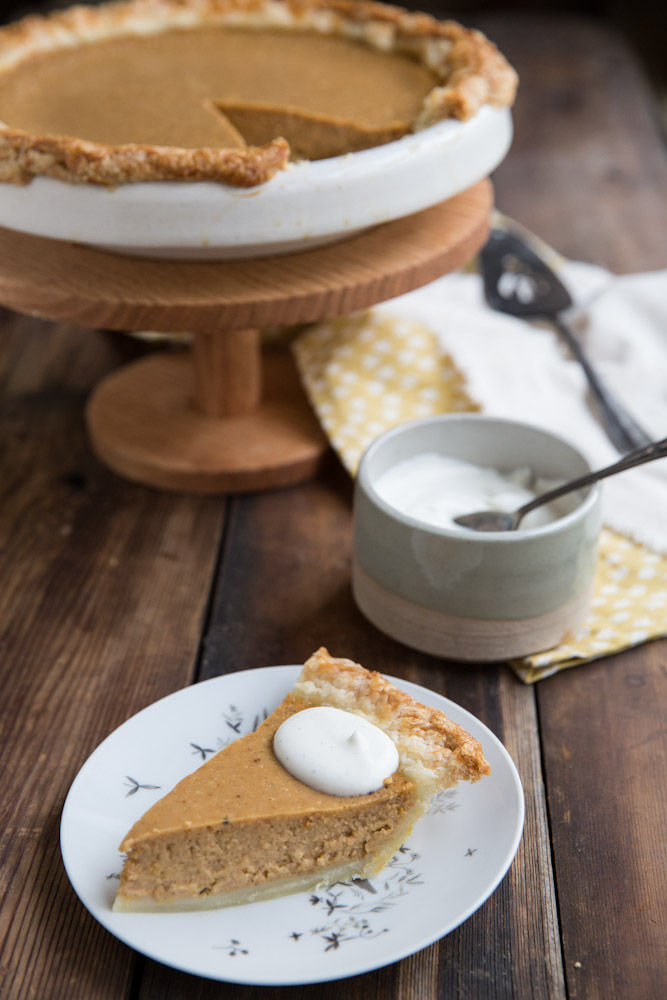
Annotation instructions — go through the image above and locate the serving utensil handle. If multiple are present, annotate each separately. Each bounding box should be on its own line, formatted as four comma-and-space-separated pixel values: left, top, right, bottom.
551, 315, 652, 453
516, 434, 667, 521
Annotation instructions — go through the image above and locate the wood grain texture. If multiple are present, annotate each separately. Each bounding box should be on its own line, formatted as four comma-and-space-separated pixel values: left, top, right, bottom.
480, 13, 667, 999
85, 349, 329, 493
192, 328, 261, 418
538, 647, 667, 1000
479, 13, 667, 271
0, 13, 665, 1000
0, 181, 492, 334
0, 319, 226, 999
0, 183, 490, 493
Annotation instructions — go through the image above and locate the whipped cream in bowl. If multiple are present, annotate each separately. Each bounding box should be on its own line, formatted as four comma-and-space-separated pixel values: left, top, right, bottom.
372, 452, 575, 532
352, 414, 602, 662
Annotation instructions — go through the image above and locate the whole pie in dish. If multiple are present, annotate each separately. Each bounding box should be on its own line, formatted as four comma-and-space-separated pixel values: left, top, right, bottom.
0, 0, 517, 187
113, 648, 490, 911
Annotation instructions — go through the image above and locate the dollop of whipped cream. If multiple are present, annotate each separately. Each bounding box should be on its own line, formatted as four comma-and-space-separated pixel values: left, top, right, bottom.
273, 706, 399, 796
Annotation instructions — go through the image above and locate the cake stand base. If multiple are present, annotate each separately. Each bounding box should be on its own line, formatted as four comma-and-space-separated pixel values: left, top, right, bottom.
86, 350, 326, 493
0, 179, 492, 493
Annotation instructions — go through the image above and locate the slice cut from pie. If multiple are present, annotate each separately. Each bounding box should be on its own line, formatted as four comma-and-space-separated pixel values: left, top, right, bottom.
0, 0, 518, 187
113, 647, 490, 912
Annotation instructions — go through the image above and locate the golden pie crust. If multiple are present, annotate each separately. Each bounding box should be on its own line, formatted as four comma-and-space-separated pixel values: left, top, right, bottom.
113, 647, 489, 911
0, 0, 517, 187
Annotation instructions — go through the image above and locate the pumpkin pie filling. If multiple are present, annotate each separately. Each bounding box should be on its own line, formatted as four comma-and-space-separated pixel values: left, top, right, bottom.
0, 0, 518, 186
113, 648, 490, 911
0, 27, 435, 158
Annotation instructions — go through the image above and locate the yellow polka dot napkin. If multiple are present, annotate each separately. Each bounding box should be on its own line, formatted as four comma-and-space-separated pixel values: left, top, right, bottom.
513, 528, 667, 681
293, 304, 667, 683
294, 312, 476, 471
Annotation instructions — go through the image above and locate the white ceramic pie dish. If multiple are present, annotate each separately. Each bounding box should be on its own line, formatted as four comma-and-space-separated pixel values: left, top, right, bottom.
0, 106, 511, 259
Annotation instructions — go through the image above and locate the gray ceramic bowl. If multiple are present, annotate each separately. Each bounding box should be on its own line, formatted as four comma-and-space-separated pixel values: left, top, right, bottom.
352, 414, 602, 662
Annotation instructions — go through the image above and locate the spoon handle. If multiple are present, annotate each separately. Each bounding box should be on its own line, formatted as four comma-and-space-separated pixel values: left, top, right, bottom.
516, 434, 667, 523
551, 315, 653, 454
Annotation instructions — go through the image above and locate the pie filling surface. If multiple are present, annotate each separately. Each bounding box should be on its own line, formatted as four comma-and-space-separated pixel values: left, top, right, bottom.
0, 27, 435, 159
0, 0, 518, 186
113, 648, 490, 912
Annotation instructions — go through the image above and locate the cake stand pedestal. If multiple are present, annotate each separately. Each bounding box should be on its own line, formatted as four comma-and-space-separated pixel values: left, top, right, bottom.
0, 179, 491, 493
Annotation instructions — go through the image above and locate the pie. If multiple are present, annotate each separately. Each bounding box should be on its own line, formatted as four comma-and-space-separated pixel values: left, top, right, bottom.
0, 0, 517, 187
113, 647, 490, 911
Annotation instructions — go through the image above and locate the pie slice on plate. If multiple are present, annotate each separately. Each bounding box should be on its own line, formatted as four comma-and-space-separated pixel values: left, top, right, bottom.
113, 648, 490, 911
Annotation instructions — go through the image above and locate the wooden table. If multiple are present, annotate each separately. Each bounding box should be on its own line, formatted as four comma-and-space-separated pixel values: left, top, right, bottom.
1, 14, 665, 999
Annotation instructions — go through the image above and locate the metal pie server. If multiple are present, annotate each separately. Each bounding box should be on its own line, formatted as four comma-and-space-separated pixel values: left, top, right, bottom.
479, 227, 652, 453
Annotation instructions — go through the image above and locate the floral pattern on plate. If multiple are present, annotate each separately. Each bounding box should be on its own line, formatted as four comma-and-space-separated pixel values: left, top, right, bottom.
61, 665, 523, 986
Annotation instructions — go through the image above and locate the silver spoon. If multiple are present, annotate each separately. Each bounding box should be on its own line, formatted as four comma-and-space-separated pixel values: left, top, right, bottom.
480, 228, 652, 454
454, 435, 667, 532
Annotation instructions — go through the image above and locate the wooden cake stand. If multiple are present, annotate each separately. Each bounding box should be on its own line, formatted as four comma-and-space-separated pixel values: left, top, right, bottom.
0, 179, 491, 493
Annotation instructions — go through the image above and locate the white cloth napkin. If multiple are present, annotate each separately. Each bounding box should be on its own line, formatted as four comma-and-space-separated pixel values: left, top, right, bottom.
370, 263, 667, 554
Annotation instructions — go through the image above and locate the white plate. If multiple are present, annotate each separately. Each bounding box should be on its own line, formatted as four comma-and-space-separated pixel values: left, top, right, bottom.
61, 665, 524, 986
0, 107, 512, 259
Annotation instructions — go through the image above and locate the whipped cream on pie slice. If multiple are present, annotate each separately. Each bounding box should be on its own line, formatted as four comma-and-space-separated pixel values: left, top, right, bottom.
113, 648, 490, 911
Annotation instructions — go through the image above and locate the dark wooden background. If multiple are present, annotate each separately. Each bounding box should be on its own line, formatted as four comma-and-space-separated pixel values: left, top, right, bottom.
0, 5, 666, 1000
2, 0, 665, 86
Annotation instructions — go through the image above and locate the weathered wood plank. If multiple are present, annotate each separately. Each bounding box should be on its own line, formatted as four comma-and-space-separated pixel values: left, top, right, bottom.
481, 15, 667, 1000
537, 648, 667, 1000
0, 320, 225, 999
480, 13, 667, 272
